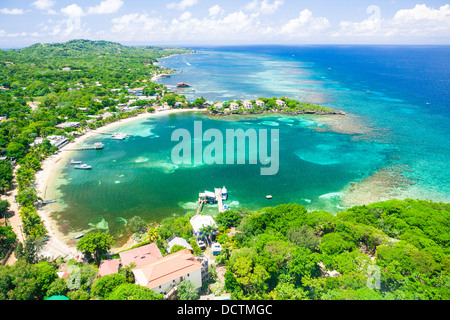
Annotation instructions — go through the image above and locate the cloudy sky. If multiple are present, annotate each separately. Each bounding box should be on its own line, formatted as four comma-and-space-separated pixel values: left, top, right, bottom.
0, 0, 449, 48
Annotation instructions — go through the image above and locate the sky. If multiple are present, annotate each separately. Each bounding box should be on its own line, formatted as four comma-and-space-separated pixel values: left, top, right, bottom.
0, 0, 449, 48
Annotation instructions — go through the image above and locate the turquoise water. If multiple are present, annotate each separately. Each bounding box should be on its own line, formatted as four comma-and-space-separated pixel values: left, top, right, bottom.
50, 46, 450, 241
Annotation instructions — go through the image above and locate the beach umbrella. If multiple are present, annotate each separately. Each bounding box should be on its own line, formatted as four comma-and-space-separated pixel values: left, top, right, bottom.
45, 295, 69, 300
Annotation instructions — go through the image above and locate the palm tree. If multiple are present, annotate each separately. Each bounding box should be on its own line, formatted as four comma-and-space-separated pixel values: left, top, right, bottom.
200, 225, 217, 247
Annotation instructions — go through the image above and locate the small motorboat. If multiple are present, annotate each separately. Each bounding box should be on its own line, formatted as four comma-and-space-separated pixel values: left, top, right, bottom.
266, 195, 273, 199
74, 164, 92, 170
42, 200, 57, 205
70, 160, 82, 164
74, 234, 84, 239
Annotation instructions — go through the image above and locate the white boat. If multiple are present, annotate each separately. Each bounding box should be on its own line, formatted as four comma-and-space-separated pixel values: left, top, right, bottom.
221, 186, 228, 200
70, 160, 82, 164
74, 164, 92, 170
112, 133, 128, 140
266, 195, 273, 199
74, 234, 84, 239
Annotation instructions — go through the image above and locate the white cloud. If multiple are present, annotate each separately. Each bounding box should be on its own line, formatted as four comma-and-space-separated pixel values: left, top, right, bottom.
179, 11, 192, 21
111, 13, 164, 35
88, 0, 124, 15
0, 8, 25, 15
332, 4, 450, 40
61, 4, 85, 17
393, 4, 450, 23
209, 5, 224, 17
279, 9, 330, 36
167, 0, 198, 11
32, 0, 55, 11
245, 0, 283, 15
110, 10, 264, 43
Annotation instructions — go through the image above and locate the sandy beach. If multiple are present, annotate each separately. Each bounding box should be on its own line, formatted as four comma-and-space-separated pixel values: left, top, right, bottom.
5, 108, 203, 264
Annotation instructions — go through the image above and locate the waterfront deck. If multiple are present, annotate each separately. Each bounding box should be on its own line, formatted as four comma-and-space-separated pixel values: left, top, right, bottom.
215, 188, 226, 213
197, 186, 228, 214
64, 143, 103, 151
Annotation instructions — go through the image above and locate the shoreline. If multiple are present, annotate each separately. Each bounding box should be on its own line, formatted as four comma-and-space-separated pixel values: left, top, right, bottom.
26, 107, 436, 261
34, 108, 204, 259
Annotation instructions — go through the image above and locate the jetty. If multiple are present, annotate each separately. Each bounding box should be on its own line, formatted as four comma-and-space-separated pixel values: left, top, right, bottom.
64, 142, 103, 151
197, 186, 228, 214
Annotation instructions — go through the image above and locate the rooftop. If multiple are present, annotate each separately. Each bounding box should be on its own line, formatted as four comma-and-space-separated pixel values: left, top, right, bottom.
190, 214, 217, 234
132, 249, 203, 289
119, 243, 163, 268
98, 259, 120, 277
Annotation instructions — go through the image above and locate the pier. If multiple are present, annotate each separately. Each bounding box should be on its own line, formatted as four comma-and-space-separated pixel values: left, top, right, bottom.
64, 143, 103, 151
215, 188, 226, 213
197, 186, 228, 214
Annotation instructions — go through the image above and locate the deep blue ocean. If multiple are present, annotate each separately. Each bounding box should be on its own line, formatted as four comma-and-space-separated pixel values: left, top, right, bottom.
157, 45, 450, 203
49, 46, 450, 241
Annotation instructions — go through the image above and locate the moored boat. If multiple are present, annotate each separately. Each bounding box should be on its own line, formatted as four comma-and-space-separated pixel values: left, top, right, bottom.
74, 164, 92, 170
177, 82, 190, 88
70, 160, 82, 164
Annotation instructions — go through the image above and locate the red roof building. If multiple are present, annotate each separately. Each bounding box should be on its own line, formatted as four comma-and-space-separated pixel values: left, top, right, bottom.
119, 243, 163, 268
133, 249, 203, 295
98, 259, 121, 277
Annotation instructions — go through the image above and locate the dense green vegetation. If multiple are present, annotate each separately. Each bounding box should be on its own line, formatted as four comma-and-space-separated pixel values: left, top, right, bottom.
0, 40, 448, 301
207, 97, 341, 115
0, 198, 448, 300
0, 40, 192, 259
213, 199, 449, 300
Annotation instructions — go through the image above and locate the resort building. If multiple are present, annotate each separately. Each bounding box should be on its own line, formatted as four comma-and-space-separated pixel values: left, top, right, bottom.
132, 249, 204, 297
229, 102, 239, 110
243, 101, 253, 109
119, 243, 163, 268
256, 100, 265, 108
214, 102, 223, 109
61, 67, 71, 71
46, 135, 68, 149
276, 99, 286, 107
175, 102, 183, 108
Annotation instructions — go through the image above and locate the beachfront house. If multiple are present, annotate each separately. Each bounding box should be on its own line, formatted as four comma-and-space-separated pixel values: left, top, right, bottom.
256, 100, 265, 108
174, 102, 183, 108
214, 102, 223, 110
276, 99, 286, 107
132, 249, 204, 298
46, 135, 69, 149
229, 102, 239, 111
190, 215, 218, 240
243, 101, 253, 109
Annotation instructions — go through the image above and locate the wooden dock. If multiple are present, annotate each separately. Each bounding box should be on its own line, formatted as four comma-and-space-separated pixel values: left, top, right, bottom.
198, 186, 228, 214
64, 143, 103, 151
215, 188, 226, 213
196, 199, 206, 215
